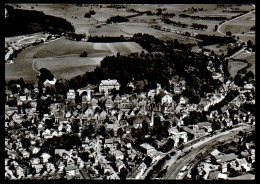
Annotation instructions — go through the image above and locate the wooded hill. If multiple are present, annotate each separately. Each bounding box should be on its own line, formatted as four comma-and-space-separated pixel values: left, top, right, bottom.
5, 5, 75, 37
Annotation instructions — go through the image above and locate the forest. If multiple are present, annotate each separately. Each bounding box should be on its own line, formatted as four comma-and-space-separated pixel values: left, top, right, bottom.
5, 5, 74, 37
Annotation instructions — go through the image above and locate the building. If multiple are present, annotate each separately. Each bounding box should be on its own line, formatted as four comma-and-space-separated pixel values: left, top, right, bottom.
67, 89, 76, 100
168, 127, 188, 146
65, 165, 79, 176
43, 78, 57, 87
155, 91, 173, 104
77, 85, 94, 101
216, 153, 238, 164
140, 143, 156, 154
99, 79, 120, 95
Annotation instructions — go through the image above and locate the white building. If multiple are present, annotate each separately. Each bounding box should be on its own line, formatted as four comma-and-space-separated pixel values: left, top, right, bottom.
67, 89, 76, 100
99, 79, 120, 95
168, 127, 188, 146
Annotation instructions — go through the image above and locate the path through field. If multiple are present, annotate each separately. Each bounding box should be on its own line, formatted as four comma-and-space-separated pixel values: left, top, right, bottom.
6, 37, 146, 82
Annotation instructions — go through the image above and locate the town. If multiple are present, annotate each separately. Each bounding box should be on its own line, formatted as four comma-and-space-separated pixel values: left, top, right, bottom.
5, 3, 255, 180
5, 60, 255, 179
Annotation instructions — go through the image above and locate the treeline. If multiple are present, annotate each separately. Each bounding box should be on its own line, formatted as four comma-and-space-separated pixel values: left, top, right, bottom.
226, 44, 243, 57
162, 18, 188, 28
179, 14, 228, 21
88, 35, 128, 42
196, 34, 236, 46
131, 33, 168, 53
107, 4, 128, 9
222, 10, 249, 13
107, 15, 129, 23
161, 12, 176, 18
66, 32, 86, 41
191, 23, 208, 30
66, 34, 225, 101
162, 19, 207, 30
5, 5, 74, 37
67, 52, 176, 91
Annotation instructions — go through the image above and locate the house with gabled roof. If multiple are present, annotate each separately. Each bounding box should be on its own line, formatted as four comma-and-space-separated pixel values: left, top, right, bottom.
99, 79, 120, 95
127, 115, 151, 128
115, 159, 126, 172
65, 165, 79, 176
113, 150, 124, 160
33, 164, 44, 174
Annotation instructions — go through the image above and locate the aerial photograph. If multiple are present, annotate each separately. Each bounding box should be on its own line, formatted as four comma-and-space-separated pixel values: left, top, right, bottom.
5, 4, 255, 180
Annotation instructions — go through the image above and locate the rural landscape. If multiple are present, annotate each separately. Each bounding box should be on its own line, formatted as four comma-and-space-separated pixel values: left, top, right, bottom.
5, 4, 255, 180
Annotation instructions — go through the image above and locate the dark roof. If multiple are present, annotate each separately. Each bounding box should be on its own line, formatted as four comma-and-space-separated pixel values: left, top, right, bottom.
156, 91, 167, 98
208, 171, 220, 180
128, 115, 151, 125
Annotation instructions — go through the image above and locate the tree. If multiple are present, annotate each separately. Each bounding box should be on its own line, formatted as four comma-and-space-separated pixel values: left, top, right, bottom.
243, 70, 254, 82
234, 74, 244, 86
80, 152, 90, 162
84, 13, 91, 18
247, 40, 253, 48
143, 156, 152, 166
117, 128, 124, 137
72, 121, 80, 133
55, 79, 69, 95
89, 10, 96, 15
21, 137, 31, 148
214, 25, 218, 31
80, 51, 88, 57
226, 31, 232, 37
142, 120, 149, 134
39, 68, 54, 83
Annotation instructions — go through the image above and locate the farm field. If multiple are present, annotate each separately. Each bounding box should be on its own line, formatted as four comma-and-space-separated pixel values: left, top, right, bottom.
228, 60, 248, 78
6, 4, 255, 82
192, 44, 229, 55
234, 51, 255, 75
13, 4, 138, 36
234, 51, 255, 64
219, 11, 255, 36
10, 4, 255, 44
5, 37, 146, 82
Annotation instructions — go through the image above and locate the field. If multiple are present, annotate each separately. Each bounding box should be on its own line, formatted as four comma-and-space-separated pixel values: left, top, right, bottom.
5, 37, 146, 82
233, 51, 255, 75
228, 60, 248, 78
218, 11, 255, 44
15, 4, 138, 36
234, 50, 255, 64
6, 4, 255, 82
192, 44, 229, 55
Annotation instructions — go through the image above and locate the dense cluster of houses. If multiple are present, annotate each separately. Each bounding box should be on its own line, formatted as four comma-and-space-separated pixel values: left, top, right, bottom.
186, 137, 255, 180
5, 71, 255, 179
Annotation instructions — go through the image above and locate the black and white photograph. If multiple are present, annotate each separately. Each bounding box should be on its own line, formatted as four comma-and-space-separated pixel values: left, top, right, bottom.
5, 3, 255, 180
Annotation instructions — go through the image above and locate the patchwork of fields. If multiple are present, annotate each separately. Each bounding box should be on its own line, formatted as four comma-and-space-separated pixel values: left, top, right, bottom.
5, 4, 255, 82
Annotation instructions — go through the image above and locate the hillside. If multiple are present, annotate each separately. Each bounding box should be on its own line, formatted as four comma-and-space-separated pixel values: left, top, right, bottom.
5, 5, 74, 37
